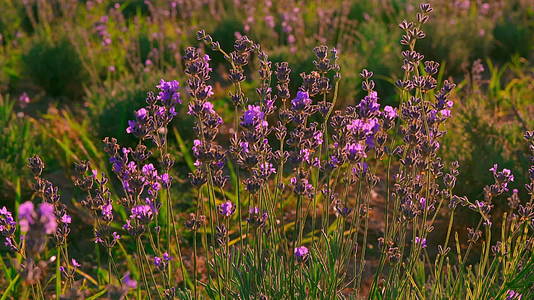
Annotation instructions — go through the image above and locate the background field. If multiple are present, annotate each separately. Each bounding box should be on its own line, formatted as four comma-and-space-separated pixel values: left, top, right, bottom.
0, 0, 533, 299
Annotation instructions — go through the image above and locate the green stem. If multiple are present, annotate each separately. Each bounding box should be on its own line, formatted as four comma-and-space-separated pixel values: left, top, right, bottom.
56, 245, 62, 299
135, 239, 153, 300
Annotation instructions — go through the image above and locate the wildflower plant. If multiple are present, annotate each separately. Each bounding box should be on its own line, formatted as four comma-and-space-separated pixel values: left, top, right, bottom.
0, 3, 532, 300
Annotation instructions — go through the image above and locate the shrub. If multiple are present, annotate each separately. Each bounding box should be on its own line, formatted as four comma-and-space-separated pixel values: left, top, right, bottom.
23, 39, 87, 99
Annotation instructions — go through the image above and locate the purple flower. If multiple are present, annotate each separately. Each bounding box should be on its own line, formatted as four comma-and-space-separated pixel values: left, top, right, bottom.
60, 214, 72, 224
351, 162, 369, 178
18, 201, 35, 232
506, 290, 522, 300
265, 15, 275, 28
136, 108, 148, 120
439, 109, 451, 118
490, 165, 514, 181
160, 173, 172, 189
0, 206, 17, 251
142, 163, 158, 179
126, 116, 142, 133
0, 206, 16, 229
344, 143, 367, 161
130, 205, 154, 223
288, 34, 296, 45
156, 79, 181, 105
121, 220, 133, 236
145, 59, 153, 68
247, 207, 268, 227
94, 16, 112, 46
218, 201, 236, 217
192, 139, 203, 157
291, 91, 312, 111
346, 118, 380, 137
102, 202, 113, 220
168, 106, 177, 117
71, 258, 81, 268
383, 106, 397, 120
122, 272, 137, 289
239, 141, 249, 153
333, 200, 353, 218
415, 237, 427, 249
154, 256, 163, 267
202, 54, 212, 70
125, 161, 137, 175
327, 155, 342, 169
3, 237, 17, 252
241, 105, 268, 129
313, 130, 324, 146
202, 101, 216, 114
141, 163, 155, 173
162, 252, 171, 261
294, 246, 309, 262
126, 108, 148, 134
420, 197, 426, 210
290, 176, 314, 197
19, 202, 57, 234
154, 252, 172, 269
19, 92, 30, 108
39, 203, 57, 234
155, 106, 166, 117
201, 85, 214, 99
19, 92, 30, 103
258, 162, 276, 178
489, 164, 515, 193
212, 159, 225, 170
299, 149, 312, 163
356, 91, 380, 118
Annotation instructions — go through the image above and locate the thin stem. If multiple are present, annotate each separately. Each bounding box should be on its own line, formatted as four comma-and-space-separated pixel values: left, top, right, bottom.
135, 239, 153, 300
193, 230, 198, 300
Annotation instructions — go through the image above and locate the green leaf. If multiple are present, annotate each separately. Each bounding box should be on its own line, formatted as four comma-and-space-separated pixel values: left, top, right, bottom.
86, 288, 107, 300
0, 274, 20, 300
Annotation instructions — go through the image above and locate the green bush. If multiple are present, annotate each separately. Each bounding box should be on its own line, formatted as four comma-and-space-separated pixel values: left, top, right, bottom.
492, 19, 533, 62
23, 39, 87, 99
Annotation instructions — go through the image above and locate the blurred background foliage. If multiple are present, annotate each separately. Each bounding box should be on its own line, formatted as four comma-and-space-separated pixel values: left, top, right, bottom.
0, 0, 532, 218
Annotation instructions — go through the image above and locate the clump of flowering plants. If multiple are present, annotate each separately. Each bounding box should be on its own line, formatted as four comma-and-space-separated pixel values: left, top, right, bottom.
1, 3, 532, 299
